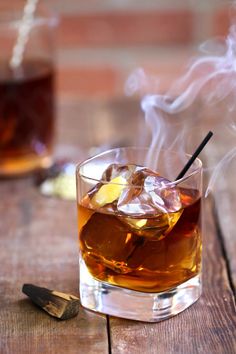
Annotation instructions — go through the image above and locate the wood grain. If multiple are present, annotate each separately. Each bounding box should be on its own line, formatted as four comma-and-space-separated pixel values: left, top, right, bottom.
108, 198, 236, 354
0, 178, 108, 354
201, 105, 236, 294
208, 155, 236, 294
0, 98, 235, 354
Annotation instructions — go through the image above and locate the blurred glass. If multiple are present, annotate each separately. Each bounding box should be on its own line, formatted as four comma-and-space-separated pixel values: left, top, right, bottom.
0, 3, 58, 176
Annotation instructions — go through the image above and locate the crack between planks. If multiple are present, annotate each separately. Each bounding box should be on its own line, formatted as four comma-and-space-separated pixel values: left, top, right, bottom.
212, 198, 236, 299
106, 315, 112, 354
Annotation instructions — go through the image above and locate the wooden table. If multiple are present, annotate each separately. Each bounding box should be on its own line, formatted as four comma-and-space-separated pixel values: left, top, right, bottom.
0, 98, 235, 354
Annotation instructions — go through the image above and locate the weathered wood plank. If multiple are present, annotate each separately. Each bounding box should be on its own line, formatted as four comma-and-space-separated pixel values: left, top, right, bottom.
0, 178, 108, 354
1, 97, 235, 354
108, 198, 236, 354
0, 98, 142, 354
203, 124, 236, 294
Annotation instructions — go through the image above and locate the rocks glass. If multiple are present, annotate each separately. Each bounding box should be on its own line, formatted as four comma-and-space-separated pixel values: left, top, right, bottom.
76, 147, 202, 322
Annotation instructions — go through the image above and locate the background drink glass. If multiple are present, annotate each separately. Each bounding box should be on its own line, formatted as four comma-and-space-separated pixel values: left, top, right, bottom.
76, 147, 202, 322
0, 4, 57, 176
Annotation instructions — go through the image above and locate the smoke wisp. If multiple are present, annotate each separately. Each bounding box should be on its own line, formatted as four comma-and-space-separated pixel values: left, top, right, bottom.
125, 23, 236, 193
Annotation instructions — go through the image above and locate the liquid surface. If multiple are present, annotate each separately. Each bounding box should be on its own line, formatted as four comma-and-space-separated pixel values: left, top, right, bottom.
0, 59, 55, 174
78, 187, 202, 293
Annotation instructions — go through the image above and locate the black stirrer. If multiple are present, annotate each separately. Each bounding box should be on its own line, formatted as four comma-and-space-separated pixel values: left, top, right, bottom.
175, 131, 213, 181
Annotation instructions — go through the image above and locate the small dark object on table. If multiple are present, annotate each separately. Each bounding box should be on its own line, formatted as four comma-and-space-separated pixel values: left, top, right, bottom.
22, 284, 80, 320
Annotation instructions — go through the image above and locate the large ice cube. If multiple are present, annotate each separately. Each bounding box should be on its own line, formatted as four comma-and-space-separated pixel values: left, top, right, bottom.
83, 164, 182, 240
91, 175, 127, 208
118, 212, 181, 240
117, 167, 182, 216
116, 167, 183, 239
80, 212, 142, 273
87, 163, 142, 210
101, 163, 138, 181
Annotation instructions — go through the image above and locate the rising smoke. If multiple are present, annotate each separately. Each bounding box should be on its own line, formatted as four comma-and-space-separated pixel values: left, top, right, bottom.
125, 16, 236, 196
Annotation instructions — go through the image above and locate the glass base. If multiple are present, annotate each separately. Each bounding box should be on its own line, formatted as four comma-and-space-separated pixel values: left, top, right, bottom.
0, 153, 52, 177
79, 261, 202, 322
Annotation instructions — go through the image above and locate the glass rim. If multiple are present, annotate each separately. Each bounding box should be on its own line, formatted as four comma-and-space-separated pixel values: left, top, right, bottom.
76, 146, 202, 188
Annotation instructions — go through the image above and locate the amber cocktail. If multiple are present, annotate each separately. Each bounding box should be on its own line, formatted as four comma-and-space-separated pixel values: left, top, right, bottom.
76, 148, 202, 322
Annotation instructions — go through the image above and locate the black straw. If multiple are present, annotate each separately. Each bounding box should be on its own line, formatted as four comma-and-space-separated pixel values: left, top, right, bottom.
175, 131, 213, 181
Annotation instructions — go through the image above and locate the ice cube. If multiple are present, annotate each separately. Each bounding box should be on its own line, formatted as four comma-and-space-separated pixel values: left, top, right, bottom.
80, 212, 142, 273
118, 212, 182, 240
83, 164, 183, 240
144, 174, 182, 212
117, 167, 182, 216
117, 167, 183, 239
91, 175, 127, 208
101, 163, 138, 182
87, 163, 142, 210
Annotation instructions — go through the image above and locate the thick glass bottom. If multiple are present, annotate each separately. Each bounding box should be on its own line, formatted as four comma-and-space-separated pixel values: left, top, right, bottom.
0, 152, 52, 176
79, 260, 202, 322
